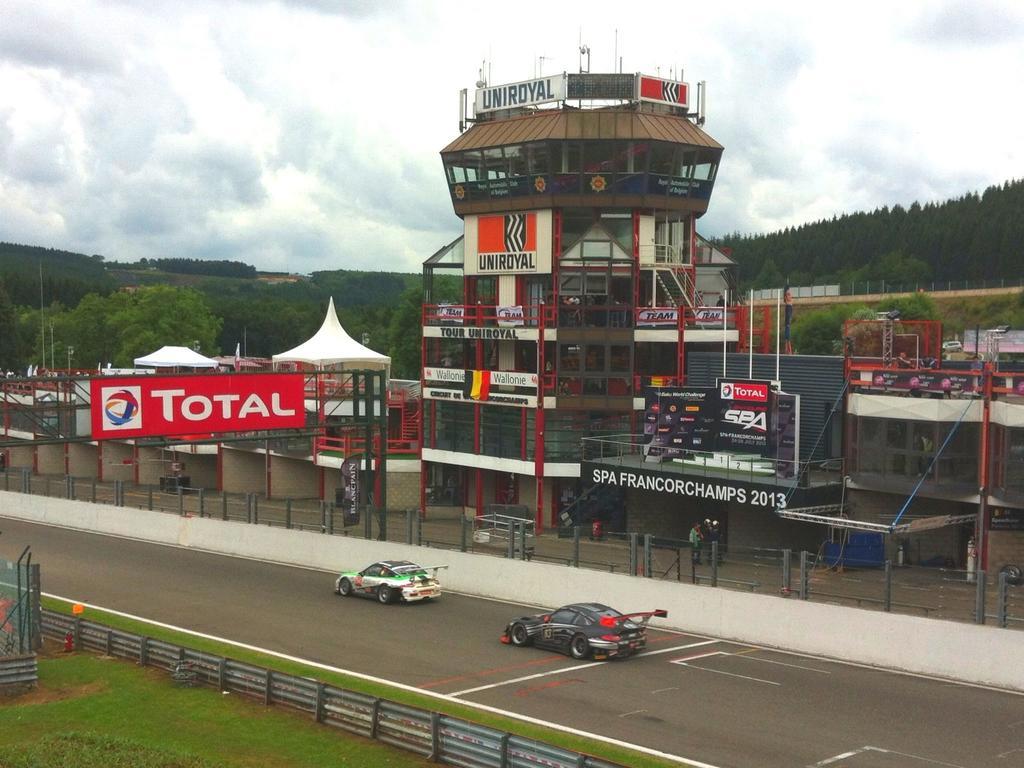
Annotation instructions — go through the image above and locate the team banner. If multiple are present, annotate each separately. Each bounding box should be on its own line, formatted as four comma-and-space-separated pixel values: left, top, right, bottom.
496, 305, 525, 327
436, 304, 465, 325
637, 308, 678, 327
91, 373, 306, 439
693, 307, 726, 326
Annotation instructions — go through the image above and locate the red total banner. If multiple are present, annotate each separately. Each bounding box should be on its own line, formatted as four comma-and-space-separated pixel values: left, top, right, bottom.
90, 373, 307, 439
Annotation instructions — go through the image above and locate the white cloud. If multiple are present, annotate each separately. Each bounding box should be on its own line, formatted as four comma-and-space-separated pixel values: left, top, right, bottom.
0, 0, 1022, 272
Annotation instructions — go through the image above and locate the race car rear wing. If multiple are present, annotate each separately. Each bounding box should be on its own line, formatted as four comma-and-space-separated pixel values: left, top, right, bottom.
600, 609, 668, 628
393, 564, 449, 575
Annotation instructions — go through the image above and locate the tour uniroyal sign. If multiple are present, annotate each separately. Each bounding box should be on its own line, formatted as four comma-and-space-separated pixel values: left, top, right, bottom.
91, 374, 306, 439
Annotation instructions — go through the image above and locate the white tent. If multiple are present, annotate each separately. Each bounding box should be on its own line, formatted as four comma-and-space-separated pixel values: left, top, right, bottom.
134, 345, 220, 369
272, 297, 391, 370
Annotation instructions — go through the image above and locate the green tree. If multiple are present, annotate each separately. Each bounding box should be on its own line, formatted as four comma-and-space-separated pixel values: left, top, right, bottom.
0, 280, 16, 370
108, 286, 223, 366
387, 287, 424, 379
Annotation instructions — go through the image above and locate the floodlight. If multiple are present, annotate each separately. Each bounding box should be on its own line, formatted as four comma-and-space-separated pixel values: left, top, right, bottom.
885, 310, 901, 321
991, 325, 1010, 334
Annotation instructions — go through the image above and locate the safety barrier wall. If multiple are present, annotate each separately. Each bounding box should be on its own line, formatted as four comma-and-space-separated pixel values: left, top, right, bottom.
2, 490, 1021, 692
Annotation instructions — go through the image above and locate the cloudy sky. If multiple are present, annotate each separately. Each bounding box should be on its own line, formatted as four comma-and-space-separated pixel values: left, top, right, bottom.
1, 0, 1022, 274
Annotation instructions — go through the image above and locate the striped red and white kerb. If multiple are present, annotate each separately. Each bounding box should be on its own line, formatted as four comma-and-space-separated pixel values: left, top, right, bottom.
637, 75, 689, 109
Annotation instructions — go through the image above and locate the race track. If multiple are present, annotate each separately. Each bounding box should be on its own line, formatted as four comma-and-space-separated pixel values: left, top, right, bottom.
2, 517, 1021, 768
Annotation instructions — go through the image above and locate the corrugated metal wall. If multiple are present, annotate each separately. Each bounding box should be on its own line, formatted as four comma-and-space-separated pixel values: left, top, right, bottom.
686, 352, 846, 463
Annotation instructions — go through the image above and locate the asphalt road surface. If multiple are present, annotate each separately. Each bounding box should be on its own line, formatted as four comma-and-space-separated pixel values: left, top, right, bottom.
3, 516, 1022, 768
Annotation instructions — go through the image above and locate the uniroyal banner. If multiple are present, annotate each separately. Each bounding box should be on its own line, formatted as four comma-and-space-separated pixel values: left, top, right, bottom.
637, 74, 689, 109
464, 210, 552, 276
90, 374, 306, 439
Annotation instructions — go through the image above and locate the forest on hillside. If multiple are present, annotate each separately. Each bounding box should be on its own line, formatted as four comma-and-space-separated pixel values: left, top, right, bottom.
718, 179, 1024, 289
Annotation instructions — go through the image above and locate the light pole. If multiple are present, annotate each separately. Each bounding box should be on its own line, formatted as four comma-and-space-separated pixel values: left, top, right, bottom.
66, 345, 74, 372
49, 324, 55, 371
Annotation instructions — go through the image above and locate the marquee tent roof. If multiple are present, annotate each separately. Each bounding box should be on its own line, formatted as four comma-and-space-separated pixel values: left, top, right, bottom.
272, 297, 391, 369
134, 346, 220, 369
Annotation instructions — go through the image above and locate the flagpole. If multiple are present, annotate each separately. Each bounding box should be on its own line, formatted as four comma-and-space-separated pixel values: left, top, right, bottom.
775, 288, 781, 382
722, 289, 728, 379
748, 288, 754, 379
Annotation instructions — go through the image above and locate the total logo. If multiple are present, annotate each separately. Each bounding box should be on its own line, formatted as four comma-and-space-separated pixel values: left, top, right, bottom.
101, 387, 142, 430
720, 381, 769, 402
723, 408, 767, 432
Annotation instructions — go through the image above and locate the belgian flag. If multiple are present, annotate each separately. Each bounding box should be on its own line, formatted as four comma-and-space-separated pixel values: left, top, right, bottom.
463, 370, 491, 401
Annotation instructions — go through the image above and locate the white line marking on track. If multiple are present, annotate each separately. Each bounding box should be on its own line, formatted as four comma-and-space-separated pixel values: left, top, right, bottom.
811, 745, 965, 767
671, 656, 780, 686
643, 639, 719, 656
619, 709, 647, 718
652, 687, 679, 694
732, 654, 831, 674
451, 661, 606, 696
43, 594, 718, 768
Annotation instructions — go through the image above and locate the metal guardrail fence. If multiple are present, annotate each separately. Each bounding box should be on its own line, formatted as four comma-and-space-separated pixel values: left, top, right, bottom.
3, 469, 1021, 630
40, 610, 625, 768
0, 654, 38, 689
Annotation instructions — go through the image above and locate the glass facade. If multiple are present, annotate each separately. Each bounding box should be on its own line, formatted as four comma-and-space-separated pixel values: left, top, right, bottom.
444, 140, 719, 204
849, 415, 978, 489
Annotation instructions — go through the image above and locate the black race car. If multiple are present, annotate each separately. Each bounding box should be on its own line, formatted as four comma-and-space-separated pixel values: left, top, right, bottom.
500, 603, 667, 660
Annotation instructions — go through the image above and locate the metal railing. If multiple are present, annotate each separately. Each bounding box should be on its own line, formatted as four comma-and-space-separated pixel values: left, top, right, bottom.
3, 469, 1020, 630
756, 278, 1024, 301
41, 610, 627, 768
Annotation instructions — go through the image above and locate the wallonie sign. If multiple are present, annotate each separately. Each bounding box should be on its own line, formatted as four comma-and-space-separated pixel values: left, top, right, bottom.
91, 373, 306, 439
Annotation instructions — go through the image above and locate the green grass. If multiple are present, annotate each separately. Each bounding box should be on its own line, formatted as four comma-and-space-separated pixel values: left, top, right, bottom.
38, 598, 677, 768
0, 651, 424, 767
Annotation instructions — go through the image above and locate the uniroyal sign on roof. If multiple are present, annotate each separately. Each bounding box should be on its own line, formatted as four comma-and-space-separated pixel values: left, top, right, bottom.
475, 75, 568, 114
90, 373, 306, 440
636, 75, 689, 109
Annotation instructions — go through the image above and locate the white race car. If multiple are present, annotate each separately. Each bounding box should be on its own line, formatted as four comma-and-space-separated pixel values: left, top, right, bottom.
334, 560, 447, 604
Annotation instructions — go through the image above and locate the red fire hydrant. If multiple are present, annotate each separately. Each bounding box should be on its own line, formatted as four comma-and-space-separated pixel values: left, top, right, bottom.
64, 631, 74, 652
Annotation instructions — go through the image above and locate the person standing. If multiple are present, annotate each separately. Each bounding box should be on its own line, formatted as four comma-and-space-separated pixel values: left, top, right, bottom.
689, 521, 705, 565
708, 520, 723, 563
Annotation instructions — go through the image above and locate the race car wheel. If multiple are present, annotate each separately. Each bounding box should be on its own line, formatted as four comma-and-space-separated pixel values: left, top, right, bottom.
569, 634, 590, 660
338, 578, 353, 597
377, 585, 394, 604
509, 623, 530, 647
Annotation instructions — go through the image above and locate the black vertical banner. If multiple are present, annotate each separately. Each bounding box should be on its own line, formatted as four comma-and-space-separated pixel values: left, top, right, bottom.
340, 457, 361, 526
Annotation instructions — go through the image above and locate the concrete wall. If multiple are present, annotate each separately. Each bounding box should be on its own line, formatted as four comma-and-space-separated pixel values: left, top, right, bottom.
989, 531, 1024, 575
67, 443, 98, 478
1, 489, 1021, 693
5, 446, 34, 470
270, 455, 319, 499
36, 444, 64, 475
848, 489, 970, 566
221, 448, 266, 495
100, 443, 134, 483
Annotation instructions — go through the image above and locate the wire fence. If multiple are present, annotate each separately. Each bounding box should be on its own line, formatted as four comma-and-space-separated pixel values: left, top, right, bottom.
3, 468, 1021, 630
40, 610, 626, 768
756, 278, 1024, 302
